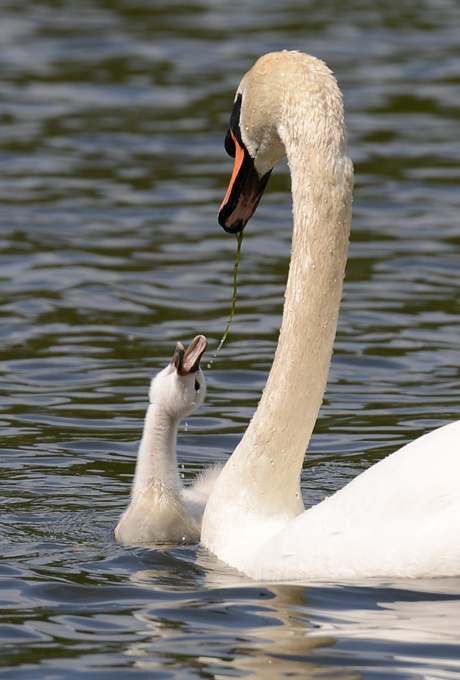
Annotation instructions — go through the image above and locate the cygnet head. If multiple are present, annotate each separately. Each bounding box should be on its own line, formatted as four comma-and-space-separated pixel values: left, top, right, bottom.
148, 334, 207, 422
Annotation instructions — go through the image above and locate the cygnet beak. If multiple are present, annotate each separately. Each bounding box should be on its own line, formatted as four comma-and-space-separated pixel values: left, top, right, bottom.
172, 335, 207, 376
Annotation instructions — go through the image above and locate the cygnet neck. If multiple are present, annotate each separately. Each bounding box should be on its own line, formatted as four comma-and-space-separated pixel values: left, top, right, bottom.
132, 403, 182, 496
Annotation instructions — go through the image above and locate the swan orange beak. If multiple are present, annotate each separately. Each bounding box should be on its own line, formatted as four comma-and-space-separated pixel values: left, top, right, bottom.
218, 130, 272, 234
172, 335, 207, 376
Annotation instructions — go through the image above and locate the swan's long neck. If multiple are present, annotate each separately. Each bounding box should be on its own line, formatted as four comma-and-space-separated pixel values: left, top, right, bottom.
250, 105, 352, 508
203, 62, 353, 547
236, 137, 351, 513
132, 405, 181, 496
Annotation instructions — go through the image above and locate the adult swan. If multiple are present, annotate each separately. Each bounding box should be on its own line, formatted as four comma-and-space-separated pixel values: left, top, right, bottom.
201, 51, 460, 581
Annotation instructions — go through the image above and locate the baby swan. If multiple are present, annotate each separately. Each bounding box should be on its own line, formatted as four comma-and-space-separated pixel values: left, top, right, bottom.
115, 335, 218, 545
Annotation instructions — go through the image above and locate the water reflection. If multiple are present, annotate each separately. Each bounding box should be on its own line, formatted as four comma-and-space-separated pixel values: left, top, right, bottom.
1, 0, 460, 677
120, 559, 460, 679
124, 572, 343, 678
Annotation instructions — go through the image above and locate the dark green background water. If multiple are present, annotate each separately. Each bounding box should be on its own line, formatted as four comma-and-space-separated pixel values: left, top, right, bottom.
1, 1, 460, 678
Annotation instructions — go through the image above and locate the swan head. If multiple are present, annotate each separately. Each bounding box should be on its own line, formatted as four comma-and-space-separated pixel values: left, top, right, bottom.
218, 56, 282, 234
148, 334, 207, 421
218, 50, 346, 234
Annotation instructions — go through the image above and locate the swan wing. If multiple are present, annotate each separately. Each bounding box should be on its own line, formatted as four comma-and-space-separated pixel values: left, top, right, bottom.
250, 421, 460, 581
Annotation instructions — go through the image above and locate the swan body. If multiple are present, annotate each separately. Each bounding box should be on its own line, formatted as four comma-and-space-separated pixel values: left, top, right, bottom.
115, 335, 220, 545
201, 51, 460, 581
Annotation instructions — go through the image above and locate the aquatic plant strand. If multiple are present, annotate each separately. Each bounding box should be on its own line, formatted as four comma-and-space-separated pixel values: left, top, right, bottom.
207, 230, 244, 367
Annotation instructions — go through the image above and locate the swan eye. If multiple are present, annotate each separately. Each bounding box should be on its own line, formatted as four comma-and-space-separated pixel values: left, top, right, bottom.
225, 93, 243, 158
194, 379, 200, 392
225, 129, 236, 158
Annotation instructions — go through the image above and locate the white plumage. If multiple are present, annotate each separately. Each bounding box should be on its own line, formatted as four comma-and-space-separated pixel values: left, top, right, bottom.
201, 51, 460, 581
115, 335, 220, 545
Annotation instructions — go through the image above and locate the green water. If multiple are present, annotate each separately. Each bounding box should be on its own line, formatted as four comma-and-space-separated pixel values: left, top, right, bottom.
0, 0, 460, 678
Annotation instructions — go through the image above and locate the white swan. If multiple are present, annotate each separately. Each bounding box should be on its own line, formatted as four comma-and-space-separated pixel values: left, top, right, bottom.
115, 335, 220, 545
201, 51, 460, 581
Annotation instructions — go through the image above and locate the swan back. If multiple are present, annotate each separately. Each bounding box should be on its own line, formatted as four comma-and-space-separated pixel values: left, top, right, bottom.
251, 421, 460, 580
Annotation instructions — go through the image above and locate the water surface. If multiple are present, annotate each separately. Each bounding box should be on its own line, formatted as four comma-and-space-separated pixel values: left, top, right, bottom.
1, 0, 460, 678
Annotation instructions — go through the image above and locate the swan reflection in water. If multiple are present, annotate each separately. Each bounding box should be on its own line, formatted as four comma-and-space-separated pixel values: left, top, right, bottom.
121, 555, 460, 679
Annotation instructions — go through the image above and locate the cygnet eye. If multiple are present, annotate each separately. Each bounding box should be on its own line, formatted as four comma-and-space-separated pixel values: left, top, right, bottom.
194, 379, 200, 392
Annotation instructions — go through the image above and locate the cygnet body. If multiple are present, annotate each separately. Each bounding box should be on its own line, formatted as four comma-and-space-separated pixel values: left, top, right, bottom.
116, 335, 219, 545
